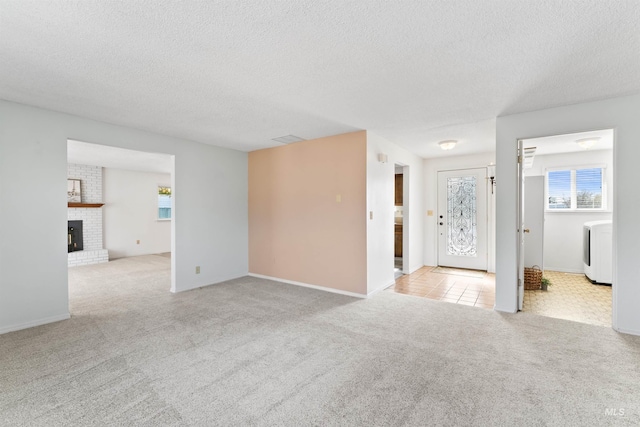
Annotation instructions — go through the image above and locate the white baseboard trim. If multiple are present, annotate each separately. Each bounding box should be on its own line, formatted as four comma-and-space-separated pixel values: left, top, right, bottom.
545, 267, 584, 274
0, 313, 70, 335
171, 272, 249, 293
494, 304, 517, 314
406, 264, 423, 275
367, 279, 396, 298
248, 273, 367, 299
613, 324, 640, 336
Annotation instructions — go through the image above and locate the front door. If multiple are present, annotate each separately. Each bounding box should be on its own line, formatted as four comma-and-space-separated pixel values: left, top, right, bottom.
437, 168, 488, 270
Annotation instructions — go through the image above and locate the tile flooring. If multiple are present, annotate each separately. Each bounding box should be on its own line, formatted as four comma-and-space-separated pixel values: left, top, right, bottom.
388, 266, 495, 309
522, 270, 612, 327
390, 267, 612, 326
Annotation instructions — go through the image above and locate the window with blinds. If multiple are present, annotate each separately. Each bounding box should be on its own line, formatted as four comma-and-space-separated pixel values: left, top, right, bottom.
546, 167, 604, 210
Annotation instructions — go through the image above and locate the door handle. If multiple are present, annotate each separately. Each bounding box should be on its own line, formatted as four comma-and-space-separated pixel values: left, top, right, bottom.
524, 229, 530, 233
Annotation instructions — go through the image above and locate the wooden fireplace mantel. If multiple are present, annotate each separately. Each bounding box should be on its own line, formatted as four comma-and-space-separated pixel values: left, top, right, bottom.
68, 203, 104, 208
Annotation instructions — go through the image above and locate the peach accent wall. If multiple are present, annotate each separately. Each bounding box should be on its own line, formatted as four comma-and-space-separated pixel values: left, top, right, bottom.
249, 131, 367, 294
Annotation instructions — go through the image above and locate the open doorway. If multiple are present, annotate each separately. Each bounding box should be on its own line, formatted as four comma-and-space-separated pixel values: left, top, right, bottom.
394, 164, 405, 279
66, 140, 175, 304
389, 159, 496, 308
518, 129, 613, 327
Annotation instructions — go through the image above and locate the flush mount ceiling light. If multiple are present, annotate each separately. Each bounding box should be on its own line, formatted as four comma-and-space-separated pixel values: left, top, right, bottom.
438, 140, 457, 150
576, 137, 600, 150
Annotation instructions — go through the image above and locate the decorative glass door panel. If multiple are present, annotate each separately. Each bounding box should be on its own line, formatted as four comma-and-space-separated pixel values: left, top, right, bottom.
446, 176, 477, 257
437, 168, 488, 271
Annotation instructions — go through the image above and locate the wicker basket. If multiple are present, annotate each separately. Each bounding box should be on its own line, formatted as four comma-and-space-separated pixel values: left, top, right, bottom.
524, 266, 543, 290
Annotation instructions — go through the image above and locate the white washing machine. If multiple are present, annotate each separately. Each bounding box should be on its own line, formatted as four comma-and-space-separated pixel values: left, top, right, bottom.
583, 220, 612, 285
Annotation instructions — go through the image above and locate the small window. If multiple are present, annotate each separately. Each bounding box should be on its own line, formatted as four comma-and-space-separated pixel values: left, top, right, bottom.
546, 167, 604, 210
158, 186, 172, 219
576, 168, 603, 209
548, 170, 572, 209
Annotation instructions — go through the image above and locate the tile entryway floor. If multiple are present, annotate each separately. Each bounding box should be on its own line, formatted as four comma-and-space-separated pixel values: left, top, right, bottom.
388, 266, 495, 309
390, 268, 612, 326
522, 270, 612, 327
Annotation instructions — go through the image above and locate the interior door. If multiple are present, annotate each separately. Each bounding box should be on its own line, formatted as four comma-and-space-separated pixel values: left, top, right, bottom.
524, 176, 545, 270
437, 168, 488, 270
517, 141, 526, 310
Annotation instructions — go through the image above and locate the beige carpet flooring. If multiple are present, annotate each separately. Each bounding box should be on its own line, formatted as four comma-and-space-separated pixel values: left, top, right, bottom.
1, 255, 640, 426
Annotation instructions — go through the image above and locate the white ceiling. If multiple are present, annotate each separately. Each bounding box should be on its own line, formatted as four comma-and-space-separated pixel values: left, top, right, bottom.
1, 1, 639, 159
68, 140, 173, 174
523, 129, 614, 156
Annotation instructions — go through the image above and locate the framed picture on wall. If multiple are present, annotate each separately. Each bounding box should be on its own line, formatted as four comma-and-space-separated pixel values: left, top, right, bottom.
67, 179, 82, 203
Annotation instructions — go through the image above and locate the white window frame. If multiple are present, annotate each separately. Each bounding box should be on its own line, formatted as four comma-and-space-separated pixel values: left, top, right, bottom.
158, 185, 172, 221
545, 164, 607, 212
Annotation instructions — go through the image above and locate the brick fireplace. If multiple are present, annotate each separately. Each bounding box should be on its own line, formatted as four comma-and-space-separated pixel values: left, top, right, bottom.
67, 163, 109, 267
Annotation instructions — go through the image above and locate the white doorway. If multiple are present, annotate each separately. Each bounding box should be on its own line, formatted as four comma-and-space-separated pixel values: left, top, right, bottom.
437, 168, 488, 271
517, 130, 614, 326
67, 140, 175, 293
394, 163, 409, 278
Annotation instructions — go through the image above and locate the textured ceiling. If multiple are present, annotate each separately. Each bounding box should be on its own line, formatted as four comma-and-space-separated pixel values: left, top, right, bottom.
1, 1, 639, 158
523, 129, 613, 156
68, 140, 173, 174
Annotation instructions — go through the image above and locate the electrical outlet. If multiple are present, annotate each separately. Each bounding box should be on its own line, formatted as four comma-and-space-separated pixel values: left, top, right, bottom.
195, 266, 200, 274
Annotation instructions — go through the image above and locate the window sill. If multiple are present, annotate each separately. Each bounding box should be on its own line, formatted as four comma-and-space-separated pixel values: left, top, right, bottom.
545, 210, 611, 214
157, 218, 172, 222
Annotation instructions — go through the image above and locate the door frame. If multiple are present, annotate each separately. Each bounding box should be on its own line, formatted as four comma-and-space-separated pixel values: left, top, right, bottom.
517, 140, 525, 310
514, 129, 616, 316
401, 164, 410, 273
394, 163, 410, 274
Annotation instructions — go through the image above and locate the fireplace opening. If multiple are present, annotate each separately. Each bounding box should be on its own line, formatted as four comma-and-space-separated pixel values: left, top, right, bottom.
68, 220, 83, 253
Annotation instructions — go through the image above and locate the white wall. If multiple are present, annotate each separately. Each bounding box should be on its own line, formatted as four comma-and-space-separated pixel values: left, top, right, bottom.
0, 100, 248, 334
525, 149, 613, 273
423, 152, 497, 272
496, 93, 640, 336
366, 131, 424, 295
103, 168, 171, 259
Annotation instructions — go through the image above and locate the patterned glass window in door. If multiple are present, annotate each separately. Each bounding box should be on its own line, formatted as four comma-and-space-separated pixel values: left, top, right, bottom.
446, 176, 477, 256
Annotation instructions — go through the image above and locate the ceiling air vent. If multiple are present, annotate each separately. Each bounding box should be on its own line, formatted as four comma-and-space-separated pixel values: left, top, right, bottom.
272, 135, 306, 144
523, 147, 536, 169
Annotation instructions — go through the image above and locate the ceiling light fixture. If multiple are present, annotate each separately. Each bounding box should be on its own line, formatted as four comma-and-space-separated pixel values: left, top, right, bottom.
438, 140, 457, 150
575, 137, 600, 150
